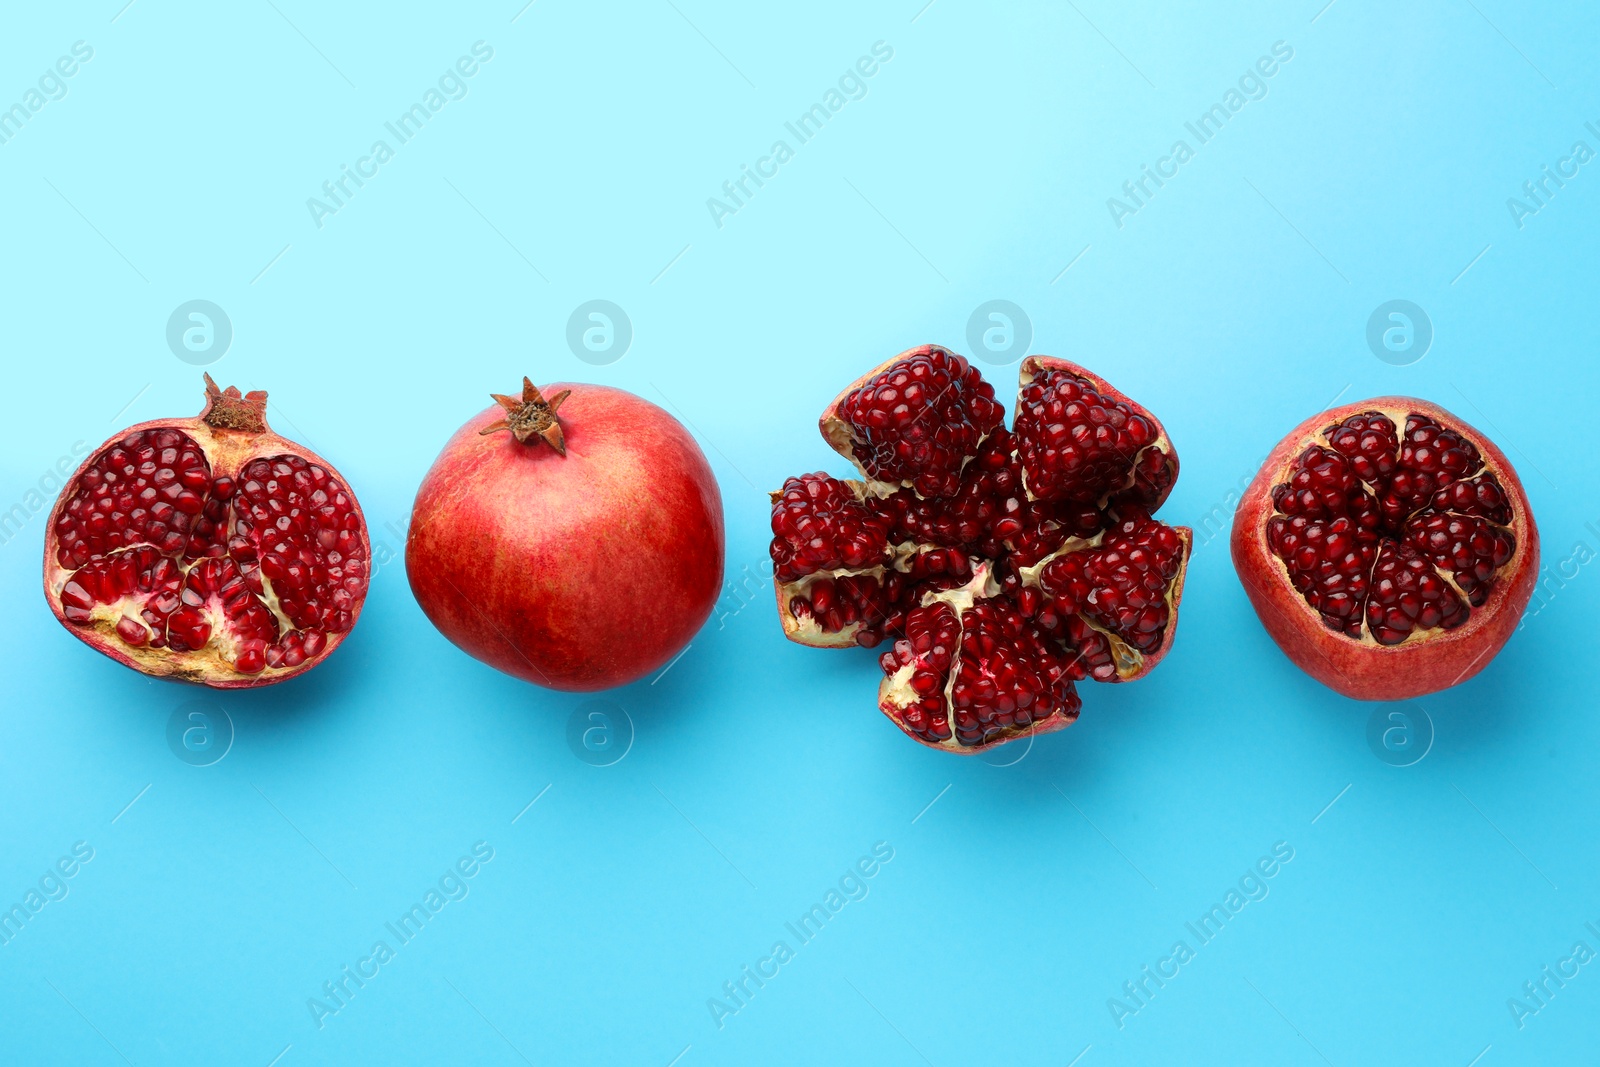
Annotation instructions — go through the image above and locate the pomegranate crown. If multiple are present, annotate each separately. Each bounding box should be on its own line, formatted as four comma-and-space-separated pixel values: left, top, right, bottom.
481, 376, 571, 455
200, 373, 270, 433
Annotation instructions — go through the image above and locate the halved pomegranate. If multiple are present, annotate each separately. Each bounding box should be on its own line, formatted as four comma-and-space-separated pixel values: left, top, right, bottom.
43, 376, 371, 688
772, 346, 1191, 754
1231, 397, 1537, 701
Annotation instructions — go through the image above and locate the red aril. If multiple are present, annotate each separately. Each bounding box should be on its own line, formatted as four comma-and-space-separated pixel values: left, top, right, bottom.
772, 346, 1191, 754
43, 376, 371, 687
1231, 397, 1538, 700
406, 377, 724, 691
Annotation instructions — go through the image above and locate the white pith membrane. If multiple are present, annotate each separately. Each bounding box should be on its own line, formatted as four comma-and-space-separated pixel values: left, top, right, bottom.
773, 354, 1193, 752
877, 562, 1000, 715
45, 417, 369, 682
773, 479, 904, 648
54, 553, 301, 675
1263, 404, 1522, 647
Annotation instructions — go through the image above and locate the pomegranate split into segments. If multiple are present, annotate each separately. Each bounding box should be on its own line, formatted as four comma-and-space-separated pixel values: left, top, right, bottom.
1231, 397, 1538, 701
772, 346, 1192, 754
43, 376, 371, 687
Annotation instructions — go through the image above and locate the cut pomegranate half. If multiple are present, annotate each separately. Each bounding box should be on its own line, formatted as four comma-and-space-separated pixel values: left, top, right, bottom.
43, 376, 371, 688
1231, 397, 1538, 700
773, 347, 1191, 754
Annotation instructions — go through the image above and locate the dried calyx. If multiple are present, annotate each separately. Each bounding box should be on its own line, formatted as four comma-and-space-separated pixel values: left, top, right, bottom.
481, 376, 572, 454
771, 345, 1191, 754
199, 374, 269, 433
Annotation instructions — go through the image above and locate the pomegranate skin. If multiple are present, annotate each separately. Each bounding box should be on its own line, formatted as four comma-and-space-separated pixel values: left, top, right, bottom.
1231, 396, 1538, 701
406, 383, 724, 691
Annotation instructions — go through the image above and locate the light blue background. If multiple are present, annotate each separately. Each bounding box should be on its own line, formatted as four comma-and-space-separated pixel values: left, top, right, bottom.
1, 1, 1596, 1064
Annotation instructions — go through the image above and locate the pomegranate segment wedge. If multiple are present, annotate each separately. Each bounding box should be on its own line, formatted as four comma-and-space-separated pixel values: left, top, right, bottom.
1231, 397, 1538, 701
773, 347, 1191, 754
43, 376, 371, 688
1014, 358, 1178, 509
820, 345, 1004, 499
877, 565, 1086, 749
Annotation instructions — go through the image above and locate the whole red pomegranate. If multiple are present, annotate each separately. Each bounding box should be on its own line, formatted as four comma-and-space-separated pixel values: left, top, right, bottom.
1231, 397, 1538, 701
43, 375, 371, 687
771, 346, 1191, 754
406, 377, 724, 691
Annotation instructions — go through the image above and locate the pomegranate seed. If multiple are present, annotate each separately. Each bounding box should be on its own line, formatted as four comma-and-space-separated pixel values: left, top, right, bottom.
235, 641, 267, 674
